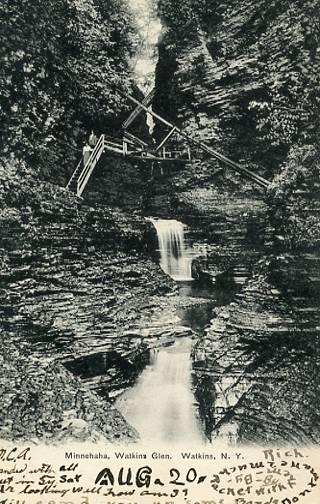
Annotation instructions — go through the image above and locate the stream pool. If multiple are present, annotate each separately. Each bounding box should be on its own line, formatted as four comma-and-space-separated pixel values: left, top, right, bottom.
113, 205, 320, 446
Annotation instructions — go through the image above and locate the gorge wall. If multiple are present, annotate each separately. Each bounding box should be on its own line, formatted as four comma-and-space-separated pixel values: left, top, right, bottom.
144, 0, 320, 445
155, 0, 319, 169
0, 165, 177, 442
148, 0, 320, 246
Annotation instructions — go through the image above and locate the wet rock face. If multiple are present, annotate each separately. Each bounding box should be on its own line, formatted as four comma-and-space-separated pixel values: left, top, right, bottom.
155, 0, 319, 179
0, 171, 176, 442
83, 155, 154, 211
0, 344, 138, 444
169, 186, 273, 289
193, 267, 320, 446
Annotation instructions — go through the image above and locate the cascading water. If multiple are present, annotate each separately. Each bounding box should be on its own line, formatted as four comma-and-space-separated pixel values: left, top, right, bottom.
116, 338, 204, 445
149, 218, 194, 281
114, 219, 208, 444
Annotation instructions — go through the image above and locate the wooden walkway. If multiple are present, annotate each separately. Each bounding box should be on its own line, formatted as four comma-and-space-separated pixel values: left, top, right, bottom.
105, 135, 191, 163
66, 90, 270, 197
66, 135, 192, 197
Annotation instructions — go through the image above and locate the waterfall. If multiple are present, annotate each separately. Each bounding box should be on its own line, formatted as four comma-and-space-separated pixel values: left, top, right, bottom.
149, 218, 194, 281
116, 338, 204, 445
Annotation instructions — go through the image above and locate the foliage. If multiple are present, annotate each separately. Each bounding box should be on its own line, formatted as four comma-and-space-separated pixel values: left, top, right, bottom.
158, 0, 220, 46
0, 0, 137, 181
268, 145, 320, 249
247, 1, 320, 150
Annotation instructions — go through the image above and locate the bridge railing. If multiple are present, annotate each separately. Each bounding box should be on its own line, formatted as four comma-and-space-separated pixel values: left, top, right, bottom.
77, 134, 105, 197
104, 138, 123, 149
160, 148, 191, 160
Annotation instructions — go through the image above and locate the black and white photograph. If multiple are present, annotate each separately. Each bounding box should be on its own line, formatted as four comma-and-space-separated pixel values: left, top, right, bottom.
0, 0, 320, 501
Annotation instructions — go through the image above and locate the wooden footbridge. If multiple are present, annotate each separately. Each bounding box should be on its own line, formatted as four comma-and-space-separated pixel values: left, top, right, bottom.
67, 88, 270, 197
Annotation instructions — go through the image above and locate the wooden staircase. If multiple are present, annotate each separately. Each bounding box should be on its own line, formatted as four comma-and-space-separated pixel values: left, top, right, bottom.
66, 90, 271, 197
66, 134, 192, 197
66, 134, 105, 197
66, 158, 82, 193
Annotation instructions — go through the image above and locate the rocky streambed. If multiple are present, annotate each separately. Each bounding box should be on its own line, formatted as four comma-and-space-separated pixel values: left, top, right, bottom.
1, 166, 320, 446
0, 170, 218, 444
143, 183, 320, 446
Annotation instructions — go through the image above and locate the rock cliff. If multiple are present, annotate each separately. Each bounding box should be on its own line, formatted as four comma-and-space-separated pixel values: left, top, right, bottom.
150, 0, 320, 247
0, 163, 176, 442
155, 0, 319, 175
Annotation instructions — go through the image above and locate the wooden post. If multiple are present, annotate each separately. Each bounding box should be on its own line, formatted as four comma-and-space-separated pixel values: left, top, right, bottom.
122, 88, 155, 130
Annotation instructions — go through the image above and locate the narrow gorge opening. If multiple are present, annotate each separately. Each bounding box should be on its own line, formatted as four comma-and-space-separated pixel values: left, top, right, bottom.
128, 0, 161, 133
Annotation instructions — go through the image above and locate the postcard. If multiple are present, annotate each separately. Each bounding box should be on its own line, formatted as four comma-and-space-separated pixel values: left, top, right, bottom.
1, 0, 319, 502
